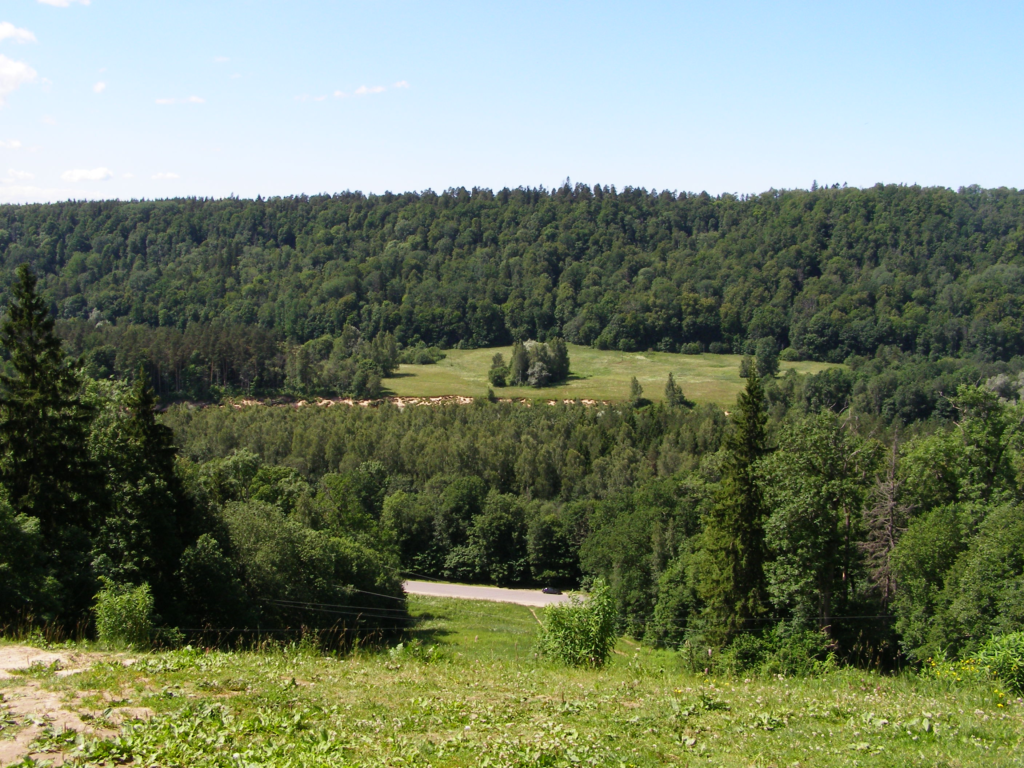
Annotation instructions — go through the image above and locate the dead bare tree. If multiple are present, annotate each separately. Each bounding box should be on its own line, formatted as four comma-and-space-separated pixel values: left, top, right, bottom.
859, 434, 913, 608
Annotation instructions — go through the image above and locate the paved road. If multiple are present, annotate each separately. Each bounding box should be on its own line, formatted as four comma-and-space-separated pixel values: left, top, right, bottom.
403, 580, 570, 607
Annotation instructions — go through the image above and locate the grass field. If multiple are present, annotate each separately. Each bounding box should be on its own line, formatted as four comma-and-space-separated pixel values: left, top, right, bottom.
385, 345, 839, 406
2, 597, 1021, 767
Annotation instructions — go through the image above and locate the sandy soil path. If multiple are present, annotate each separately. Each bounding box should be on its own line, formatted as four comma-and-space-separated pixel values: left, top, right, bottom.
0, 645, 149, 767
403, 580, 570, 607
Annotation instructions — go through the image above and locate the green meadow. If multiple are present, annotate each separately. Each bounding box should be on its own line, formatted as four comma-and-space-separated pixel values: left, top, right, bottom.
3, 595, 1020, 767
386, 345, 839, 406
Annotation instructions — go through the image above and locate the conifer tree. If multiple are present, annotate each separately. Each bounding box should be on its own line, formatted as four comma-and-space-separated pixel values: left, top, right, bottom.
89, 369, 189, 609
629, 377, 645, 407
664, 373, 684, 406
510, 341, 530, 385
0, 265, 99, 617
696, 371, 771, 643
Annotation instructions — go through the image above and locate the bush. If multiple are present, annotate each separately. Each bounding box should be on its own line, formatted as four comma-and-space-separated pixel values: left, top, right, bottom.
398, 345, 447, 365
488, 366, 507, 387
93, 581, 154, 648
717, 626, 834, 677
681, 342, 702, 355
976, 632, 1024, 693
538, 579, 617, 667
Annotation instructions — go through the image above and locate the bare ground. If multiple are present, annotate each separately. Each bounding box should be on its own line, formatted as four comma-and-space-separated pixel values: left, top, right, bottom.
0, 645, 151, 767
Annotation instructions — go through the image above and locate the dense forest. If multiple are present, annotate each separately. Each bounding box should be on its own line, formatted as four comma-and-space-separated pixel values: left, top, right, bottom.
2, 184, 1024, 673
160, 372, 1024, 668
2, 183, 1024, 400
0, 267, 405, 641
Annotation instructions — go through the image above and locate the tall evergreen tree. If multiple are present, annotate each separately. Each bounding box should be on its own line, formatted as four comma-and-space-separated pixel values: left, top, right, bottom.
664, 373, 684, 407
510, 341, 530, 385
697, 372, 771, 643
547, 338, 571, 382
0, 265, 99, 618
629, 377, 645, 407
89, 370, 191, 612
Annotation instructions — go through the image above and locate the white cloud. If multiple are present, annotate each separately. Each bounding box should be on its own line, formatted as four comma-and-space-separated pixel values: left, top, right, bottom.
61, 167, 112, 182
3, 169, 33, 183
0, 139, 21, 149
0, 55, 38, 106
0, 23, 37, 44
155, 96, 205, 105
214, 56, 229, 63
122, 172, 133, 178
41, 115, 56, 125
93, 81, 105, 94
0, 184, 77, 203
152, 172, 179, 180
354, 85, 386, 96
37, 0, 91, 7
393, 80, 410, 89
333, 90, 346, 98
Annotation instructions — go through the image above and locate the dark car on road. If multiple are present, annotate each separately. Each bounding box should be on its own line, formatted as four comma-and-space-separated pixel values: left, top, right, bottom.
541, 587, 562, 595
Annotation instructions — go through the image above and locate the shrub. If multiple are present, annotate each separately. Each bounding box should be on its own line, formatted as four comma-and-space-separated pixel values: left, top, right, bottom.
93, 581, 154, 648
976, 632, 1024, 693
681, 342, 702, 355
716, 626, 834, 677
488, 366, 507, 387
398, 344, 447, 365
539, 579, 617, 667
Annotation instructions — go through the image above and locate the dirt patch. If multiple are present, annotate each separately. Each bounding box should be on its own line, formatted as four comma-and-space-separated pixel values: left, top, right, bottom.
193, 394, 612, 412
0, 645, 148, 767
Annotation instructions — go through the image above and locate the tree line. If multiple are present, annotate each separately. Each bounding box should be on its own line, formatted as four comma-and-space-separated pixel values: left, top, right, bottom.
160, 358, 1024, 669
2, 183, 1024, 364
0, 267, 405, 639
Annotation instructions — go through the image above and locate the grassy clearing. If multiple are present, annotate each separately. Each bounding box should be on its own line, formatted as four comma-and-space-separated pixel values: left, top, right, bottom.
385, 345, 839, 406
2, 597, 1022, 767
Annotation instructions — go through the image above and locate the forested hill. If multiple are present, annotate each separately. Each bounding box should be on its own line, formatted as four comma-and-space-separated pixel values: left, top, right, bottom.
2, 183, 1024, 362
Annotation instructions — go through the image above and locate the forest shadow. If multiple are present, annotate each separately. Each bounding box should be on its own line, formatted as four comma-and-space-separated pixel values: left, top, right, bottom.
404, 612, 454, 645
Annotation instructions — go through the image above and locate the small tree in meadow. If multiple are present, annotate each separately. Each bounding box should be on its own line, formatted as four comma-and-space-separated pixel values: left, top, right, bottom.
539, 579, 617, 667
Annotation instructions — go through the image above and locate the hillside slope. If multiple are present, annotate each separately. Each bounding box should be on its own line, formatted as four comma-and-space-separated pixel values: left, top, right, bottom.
3, 183, 1024, 364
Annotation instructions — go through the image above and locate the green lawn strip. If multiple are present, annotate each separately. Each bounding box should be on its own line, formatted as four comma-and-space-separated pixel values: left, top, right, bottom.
8, 601, 1022, 766
385, 345, 839, 406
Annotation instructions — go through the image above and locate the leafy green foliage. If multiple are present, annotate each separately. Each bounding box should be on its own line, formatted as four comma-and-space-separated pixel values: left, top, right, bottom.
759, 413, 881, 631
539, 579, 617, 667
500, 338, 570, 388
9, 184, 1024, 399
93, 581, 155, 648
975, 632, 1024, 693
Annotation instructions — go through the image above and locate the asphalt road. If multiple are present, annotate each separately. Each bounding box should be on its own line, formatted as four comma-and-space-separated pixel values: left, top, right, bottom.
403, 580, 570, 607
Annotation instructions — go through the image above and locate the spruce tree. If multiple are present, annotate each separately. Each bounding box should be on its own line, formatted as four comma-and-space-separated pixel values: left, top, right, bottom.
629, 376, 644, 407
664, 372, 684, 406
90, 369, 188, 610
0, 265, 99, 617
696, 371, 771, 643
510, 341, 530, 385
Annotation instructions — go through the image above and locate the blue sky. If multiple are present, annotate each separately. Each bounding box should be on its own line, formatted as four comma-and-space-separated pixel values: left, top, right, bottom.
1, 0, 1022, 203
